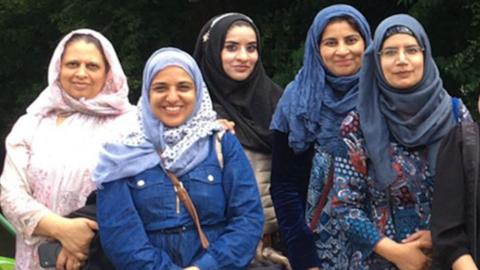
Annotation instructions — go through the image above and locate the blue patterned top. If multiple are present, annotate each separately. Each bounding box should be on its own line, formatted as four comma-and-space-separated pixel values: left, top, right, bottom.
332, 105, 471, 269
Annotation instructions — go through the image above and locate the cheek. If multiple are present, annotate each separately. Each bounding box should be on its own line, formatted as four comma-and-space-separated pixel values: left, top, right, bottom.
251, 52, 259, 65
319, 47, 329, 62
221, 50, 231, 68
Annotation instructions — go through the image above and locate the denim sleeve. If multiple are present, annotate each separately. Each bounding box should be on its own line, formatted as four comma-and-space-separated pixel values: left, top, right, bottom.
97, 179, 182, 270
193, 132, 264, 270
332, 134, 382, 260
269, 130, 320, 269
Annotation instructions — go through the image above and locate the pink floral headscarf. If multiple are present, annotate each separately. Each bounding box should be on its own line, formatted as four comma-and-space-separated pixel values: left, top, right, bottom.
27, 28, 133, 116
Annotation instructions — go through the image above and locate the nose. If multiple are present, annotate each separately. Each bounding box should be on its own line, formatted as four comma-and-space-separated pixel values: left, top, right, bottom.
336, 43, 350, 55
397, 50, 408, 63
236, 47, 248, 61
165, 88, 179, 103
75, 65, 87, 78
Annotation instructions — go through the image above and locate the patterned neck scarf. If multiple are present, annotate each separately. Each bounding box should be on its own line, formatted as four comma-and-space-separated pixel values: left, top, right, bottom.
93, 48, 222, 187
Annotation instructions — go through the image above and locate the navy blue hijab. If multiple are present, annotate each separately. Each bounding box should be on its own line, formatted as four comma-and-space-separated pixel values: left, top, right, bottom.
358, 14, 457, 189
270, 4, 372, 153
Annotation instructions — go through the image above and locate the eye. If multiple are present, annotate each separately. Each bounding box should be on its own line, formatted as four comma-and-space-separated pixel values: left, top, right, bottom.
322, 39, 337, 47
151, 85, 167, 93
345, 36, 360, 45
224, 44, 237, 52
65, 61, 79, 68
178, 83, 194, 92
246, 44, 257, 53
381, 48, 398, 57
87, 63, 100, 71
405, 46, 423, 55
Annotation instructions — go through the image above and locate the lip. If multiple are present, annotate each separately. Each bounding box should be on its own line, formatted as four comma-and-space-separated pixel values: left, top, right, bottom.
393, 70, 413, 77
232, 65, 250, 72
161, 105, 183, 115
334, 59, 353, 67
72, 82, 89, 89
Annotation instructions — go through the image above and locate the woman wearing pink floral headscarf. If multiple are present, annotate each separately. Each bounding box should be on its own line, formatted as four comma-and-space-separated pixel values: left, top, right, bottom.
0, 28, 134, 270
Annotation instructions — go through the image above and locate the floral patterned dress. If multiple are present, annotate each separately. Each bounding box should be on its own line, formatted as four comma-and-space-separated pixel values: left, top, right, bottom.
0, 112, 134, 269
332, 106, 470, 269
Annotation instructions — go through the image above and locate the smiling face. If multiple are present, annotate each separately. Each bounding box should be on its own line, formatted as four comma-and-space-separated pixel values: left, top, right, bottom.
380, 33, 425, 90
221, 24, 259, 81
319, 20, 366, 76
59, 39, 107, 99
149, 66, 196, 127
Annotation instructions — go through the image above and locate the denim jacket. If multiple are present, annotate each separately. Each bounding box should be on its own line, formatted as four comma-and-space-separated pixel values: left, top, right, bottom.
98, 132, 264, 270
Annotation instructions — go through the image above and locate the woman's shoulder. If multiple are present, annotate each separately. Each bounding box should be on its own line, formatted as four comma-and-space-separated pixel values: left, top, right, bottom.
6, 114, 43, 142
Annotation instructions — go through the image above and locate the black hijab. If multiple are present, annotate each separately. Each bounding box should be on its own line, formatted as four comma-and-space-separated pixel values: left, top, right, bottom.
193, 13, 282, 153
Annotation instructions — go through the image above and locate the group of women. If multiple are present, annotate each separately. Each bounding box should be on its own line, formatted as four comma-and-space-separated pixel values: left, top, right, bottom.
0, 3, 478, 270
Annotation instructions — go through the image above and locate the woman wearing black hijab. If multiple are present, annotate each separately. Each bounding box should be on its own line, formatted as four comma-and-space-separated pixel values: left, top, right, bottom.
194, 12, 284, 267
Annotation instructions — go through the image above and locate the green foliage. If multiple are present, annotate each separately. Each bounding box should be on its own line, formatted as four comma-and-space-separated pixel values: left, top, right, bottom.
408, 0, 480, 118
1, 0, 480, 146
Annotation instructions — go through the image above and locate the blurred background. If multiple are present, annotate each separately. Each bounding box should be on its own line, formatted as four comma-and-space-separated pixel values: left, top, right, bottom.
0, 0, 479, 258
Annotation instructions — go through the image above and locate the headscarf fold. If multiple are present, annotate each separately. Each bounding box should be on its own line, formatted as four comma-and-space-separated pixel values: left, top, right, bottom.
27, 28, 133, 116
270, 4, 372, 153
194, 12, 282, 153
93, 48, 222, 187
358, 14, 456, 189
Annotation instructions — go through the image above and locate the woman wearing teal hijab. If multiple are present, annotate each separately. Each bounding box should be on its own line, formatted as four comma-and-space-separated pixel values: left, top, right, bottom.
332, 14, 471, 269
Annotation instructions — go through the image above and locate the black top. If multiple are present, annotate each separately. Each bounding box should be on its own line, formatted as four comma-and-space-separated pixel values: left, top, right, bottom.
432, 123, 480, 269
270, 130, 318, 269
193, 13, 282, 153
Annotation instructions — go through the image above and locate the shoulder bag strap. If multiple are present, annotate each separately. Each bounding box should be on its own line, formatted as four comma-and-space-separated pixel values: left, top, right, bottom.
166, 171, 210, 249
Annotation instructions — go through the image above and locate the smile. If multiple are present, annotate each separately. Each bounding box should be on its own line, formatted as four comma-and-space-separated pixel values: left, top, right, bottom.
163, 106, 183, 113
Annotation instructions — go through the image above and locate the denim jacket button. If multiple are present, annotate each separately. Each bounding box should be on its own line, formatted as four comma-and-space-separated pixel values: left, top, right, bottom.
207, 175, 214, 182
137, 180, 145, 187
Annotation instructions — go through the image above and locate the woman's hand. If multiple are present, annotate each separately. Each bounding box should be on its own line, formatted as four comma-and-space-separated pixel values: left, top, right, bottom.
374, 237, 431, 270
393, 241, 431, 270
55, 217, 98, 259
402, 230, 432, 255
36, 213, 97, 260
216, 119, 235, 134
56, 248, 84, 270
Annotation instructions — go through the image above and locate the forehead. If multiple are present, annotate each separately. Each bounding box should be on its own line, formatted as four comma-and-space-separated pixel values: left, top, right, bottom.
321, 20, 359, 39
225, 26, 257, 41
152, 66, 193, 82
381, 33, 419, 48
62, 40, 104, 61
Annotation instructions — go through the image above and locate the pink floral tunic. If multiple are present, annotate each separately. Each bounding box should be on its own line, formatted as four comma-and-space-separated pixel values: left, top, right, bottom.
0, 28, 134, 269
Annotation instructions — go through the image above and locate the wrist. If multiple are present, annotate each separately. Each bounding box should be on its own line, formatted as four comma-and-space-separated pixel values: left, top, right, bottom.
374, 237, 402, 264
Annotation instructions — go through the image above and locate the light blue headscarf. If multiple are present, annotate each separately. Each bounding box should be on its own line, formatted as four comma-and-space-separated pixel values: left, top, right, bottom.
93, 48, 221, 187
358, 14, 457, 189
270, 4, 371, 153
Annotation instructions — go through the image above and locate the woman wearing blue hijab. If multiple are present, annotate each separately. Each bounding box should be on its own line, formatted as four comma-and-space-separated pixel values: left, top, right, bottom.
332, 14, 471, 269
270, 4, 371, 269
93, 48, 263, 269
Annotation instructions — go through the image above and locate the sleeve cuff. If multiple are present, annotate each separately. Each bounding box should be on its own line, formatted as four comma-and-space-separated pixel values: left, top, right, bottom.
193, 251, 220, 270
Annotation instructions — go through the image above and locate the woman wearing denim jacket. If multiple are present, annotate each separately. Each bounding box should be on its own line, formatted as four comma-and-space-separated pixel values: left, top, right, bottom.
93, 48, 263, 270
